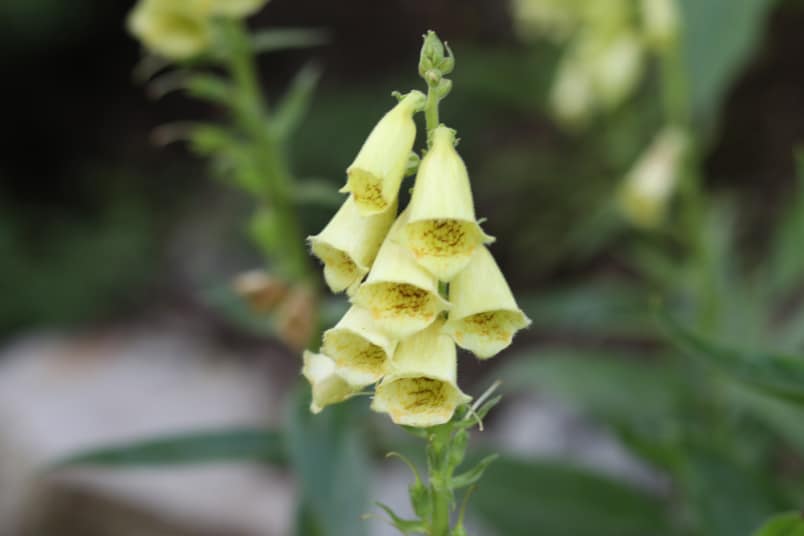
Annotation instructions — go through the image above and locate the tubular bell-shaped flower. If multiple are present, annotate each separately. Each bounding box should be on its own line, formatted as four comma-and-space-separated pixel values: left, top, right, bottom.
401, 125, 493, 281
127, 0, 212, 60
340, 91, 426, 215
444, 246, 531, 358
302, 351, 360, 413
352, 209, 450, 339
308, 195, 397, 293
372, 320, 471, 427
322, 306, 396, 387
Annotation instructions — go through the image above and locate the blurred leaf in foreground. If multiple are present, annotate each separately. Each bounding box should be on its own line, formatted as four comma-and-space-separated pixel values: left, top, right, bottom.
753, 512, 804, 536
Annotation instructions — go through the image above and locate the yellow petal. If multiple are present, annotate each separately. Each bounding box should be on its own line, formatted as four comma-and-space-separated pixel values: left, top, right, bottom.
401, 125, 493, 281
322, 306, 396, 386
302, 351, 360, 413
351, 209, 450, 339
371, 320, 471, 427
127, 0, 212, 60
444, 247, 531, 359
340, 91, 425, 215
308, 195, 397, 293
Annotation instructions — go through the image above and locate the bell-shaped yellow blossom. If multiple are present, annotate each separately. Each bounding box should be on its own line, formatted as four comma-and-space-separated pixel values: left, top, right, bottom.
352, 209, 450, 339
590, 32, 644, 110
372, 320, 471, 427
444, 246, 531, 358
210, 0, 268, 18
340, 91, 425, 215
322, 306, 396, 387
127, 0, 212, 60
619, 127, 688, 229
642, 0, 678, 48
308, 195, 396, 294
302, 351, 360, 413
401, 125, 493, 281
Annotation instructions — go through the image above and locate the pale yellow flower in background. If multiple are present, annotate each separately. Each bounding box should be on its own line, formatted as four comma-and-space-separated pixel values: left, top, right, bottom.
340, 91, 425, 215
352, 209, 450, 339
308, 195, 397, 294
641, 0, 679, 48
372, 320, 471, 427
619, 127, 689, 229
549, 57, 595, 127
322, 306, 396, 387
302, 351, 360, 413
590, 32, 644, 110
401, 125, 493, 281
127, 0, 212, 60
209, 0, 268, 18
444, 246, 531, 359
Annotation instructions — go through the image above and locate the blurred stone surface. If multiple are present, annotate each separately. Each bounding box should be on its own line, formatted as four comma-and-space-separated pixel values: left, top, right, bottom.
0, 324, 295, 536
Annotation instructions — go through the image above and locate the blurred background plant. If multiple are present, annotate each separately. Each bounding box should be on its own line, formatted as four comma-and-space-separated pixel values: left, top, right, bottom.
1, 0, 804, 535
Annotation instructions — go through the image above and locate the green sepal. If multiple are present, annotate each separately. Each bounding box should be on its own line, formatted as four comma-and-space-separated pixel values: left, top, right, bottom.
375, 502, 428, 535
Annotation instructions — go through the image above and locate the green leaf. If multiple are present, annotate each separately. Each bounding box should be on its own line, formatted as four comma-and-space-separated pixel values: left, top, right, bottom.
55, 428, 285, 467
753, 512, 804, 536
725, 381, 804, 453
678, 0, 777, 129
185, 74, 234, 104
472, 456, 672, 536
681, 449, 780, 536
286, 386, 370, 536
766, 149, 804, 297
292, 178, 342, 208
250, 28, 328, 55
450, 454, 499, 490
662, 313, 804, 405
375, 502, 427, 535
271, 63, 322, 140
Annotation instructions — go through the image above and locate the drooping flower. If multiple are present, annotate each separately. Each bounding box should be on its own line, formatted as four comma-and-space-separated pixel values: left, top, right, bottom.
302, 351, 361, 413
372, 320, 471, 427
444, 246, 531, 358
322, 306, 396, 387
351, 208, 450, 339
401, 125, 493, 281
619, 127, 688, 228
340, 91, 426, 215
308, 195, 396, 294
127, 0, 212, 60
209, 0, 268, 18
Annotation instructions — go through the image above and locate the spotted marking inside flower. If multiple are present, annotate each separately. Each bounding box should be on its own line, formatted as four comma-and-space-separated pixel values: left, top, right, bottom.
406, 219, 478, 257
449, 309, 530, 359
347, 168, 388, 213
378, 377, 456, 426
323, 330, 388, 384
310, 241, 361, 292
353, 282, 446, 338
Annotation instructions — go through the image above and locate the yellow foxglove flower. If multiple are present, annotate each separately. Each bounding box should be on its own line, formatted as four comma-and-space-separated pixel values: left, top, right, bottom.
591, 32, 644, 109
619, 127, 688, 228
127, 0, 212, 61
444, 246, 531, 358
352, 209, 450, 339
642, 0, 678, 48
372, 320, 471, 427
210, 0, 268, 18
322, 306, 396, 387
308, 195, 396, 294
340, 91, 425, 215
302, 351, 360, 413
549, 57, 595, 127
401, 125, 493, 281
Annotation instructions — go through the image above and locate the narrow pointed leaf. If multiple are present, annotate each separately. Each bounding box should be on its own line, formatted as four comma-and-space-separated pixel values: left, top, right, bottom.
451, 454, 499, 490
375, 502, 427, 535
251, 28, 328, 54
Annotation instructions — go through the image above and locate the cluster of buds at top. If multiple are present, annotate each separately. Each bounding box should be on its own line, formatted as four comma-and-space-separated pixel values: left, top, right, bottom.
127, 0, 269, 60
304, 33, 531, 428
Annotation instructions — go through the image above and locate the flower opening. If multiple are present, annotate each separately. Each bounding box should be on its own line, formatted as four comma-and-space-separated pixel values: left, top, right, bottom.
322, 306, 396, 386
302, 351, 360, 413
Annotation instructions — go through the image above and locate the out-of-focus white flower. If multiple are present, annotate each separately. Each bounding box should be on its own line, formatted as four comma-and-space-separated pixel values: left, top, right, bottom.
371, 320, 471, 427
127, 0, 212, 60
619, 127, 689, 228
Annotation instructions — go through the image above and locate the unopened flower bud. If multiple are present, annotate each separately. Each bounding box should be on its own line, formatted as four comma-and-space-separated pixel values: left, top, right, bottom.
322, 306, 396, 387
372, 320, 471, 427
308, 195, 396, 294
127, 0, 211, 60
444, 247, 531, 358
302, 351, 359, 413
352, 209, 450, 339
619, 127, 688, 228
419, 31, 446, 76
401, 125, 493, 281
340, 91, 425, 215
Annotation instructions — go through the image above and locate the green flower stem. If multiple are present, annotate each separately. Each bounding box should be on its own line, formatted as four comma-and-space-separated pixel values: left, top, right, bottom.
424, 82, 441, 141
222, 19, 313, 283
